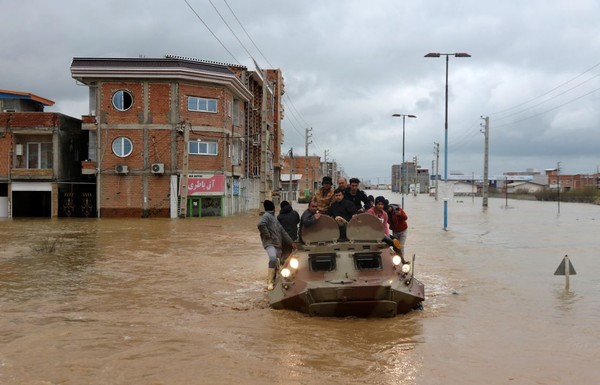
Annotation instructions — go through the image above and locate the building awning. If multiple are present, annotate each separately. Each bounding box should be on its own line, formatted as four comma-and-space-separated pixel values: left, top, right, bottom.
280, 173, 303, 182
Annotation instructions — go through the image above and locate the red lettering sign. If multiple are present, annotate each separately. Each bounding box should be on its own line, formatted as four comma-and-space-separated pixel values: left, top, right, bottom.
184, 175, 225, 196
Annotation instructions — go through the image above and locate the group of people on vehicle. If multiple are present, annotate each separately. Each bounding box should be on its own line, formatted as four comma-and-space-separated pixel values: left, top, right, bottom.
257, 176, 409, 291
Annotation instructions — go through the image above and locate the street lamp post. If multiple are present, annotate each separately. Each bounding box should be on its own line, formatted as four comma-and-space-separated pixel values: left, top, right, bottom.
425, 52, 471, 230
392, 114, 416, 209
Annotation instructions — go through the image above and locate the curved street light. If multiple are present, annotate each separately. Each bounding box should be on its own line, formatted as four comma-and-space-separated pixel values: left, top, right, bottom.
392, 114, 416, 209
425, 52, 471, 230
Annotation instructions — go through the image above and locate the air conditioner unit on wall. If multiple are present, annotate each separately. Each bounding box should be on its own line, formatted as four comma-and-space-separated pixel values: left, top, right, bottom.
115, 165, 128, 174
151, 163, 164, 174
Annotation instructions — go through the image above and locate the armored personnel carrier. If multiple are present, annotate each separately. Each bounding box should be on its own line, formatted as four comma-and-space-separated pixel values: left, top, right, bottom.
267, 213, 425, 317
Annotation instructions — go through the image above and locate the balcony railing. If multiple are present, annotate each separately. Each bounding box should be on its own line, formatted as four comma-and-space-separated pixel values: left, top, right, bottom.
81, 161, 97, 175
10, 168, 53, 179
81, 115, 97, 131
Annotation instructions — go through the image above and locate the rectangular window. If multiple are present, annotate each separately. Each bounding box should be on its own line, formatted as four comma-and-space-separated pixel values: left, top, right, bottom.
309, 253, 337, 272
188, 96, 217, 113
27, 142, 53, 169
189, 140, 218, 155
233, 99, 240, 126
353, 253, 382, 270
232, 139, 241, 166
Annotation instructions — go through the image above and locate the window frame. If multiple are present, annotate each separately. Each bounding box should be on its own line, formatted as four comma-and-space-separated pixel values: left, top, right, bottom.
112, 136, 134, 158
112, 90, 134, 111
26, 142, 53, 169
188, 96, 218, 113
189, 140, 218, 156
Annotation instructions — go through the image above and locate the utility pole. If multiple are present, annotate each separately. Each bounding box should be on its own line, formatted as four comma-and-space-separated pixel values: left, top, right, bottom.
179, 121, 190, 217
289, 147, 294, 201
305, 127, 312, 193
433, 142, 440, 200
413, 156, 418, 196
323, 149, 329, 178
471, 171, 475, 202
557, 161, 561, 214
431, 160, 435, 196
481, 116, 490, 208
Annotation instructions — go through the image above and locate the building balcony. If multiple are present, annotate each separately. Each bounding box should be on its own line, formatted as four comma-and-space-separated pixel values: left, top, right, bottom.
11, 168, 53, 180
81, 115, 97, 131
81, 161, 97, 175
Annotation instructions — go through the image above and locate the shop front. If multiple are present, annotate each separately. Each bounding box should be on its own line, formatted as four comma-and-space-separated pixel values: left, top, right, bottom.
183, 175, 225, 217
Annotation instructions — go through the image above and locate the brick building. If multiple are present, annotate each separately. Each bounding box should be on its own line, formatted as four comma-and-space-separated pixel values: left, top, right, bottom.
545, 168, 599, 191
280, 155, 322, 201
0, 90, 89, 218
70, 56, 284, 217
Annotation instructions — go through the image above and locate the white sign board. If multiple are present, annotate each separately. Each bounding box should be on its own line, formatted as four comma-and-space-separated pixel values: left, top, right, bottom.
437, 181, 455, 200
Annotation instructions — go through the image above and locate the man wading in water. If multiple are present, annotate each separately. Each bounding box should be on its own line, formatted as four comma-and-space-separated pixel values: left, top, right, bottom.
257, 200, 296, 290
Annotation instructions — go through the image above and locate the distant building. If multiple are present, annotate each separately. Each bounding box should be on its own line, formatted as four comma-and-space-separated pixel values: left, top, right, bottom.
545, 168, 598, 191
280, 155, 322, 201
391, 162, 429, 194
506, 181, 546, 194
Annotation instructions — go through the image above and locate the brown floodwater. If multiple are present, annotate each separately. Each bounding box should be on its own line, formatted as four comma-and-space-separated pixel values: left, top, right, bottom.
1, 193, 599, 385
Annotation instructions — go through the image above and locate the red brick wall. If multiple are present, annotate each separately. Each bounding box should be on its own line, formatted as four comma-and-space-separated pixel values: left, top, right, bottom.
100, 174, 143, 216
146, 175, 171, 216
99, 82, 144, 125
186, 131, 226, 172
149, 128, 174, 170
99, 172, 172, 217
0, 131, 13, 177
179, 82, 228, 127
94, 79, 238, 217
148, 83, 172, 124
102, 130, 145, 172
2, 112, 59, 127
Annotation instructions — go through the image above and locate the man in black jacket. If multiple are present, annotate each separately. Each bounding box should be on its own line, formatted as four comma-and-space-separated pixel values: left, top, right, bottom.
328, 187, 356, 240
277, 200, 300, 241
344, 177, 370, 212
328, 188, 356, 222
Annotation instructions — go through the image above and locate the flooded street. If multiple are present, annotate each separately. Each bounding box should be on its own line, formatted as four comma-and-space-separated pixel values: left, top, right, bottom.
1, 193, 599, 385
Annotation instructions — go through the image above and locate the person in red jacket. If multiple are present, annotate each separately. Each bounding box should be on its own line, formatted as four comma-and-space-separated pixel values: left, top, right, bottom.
367, 196, 390, 236
388, 204, 408, 256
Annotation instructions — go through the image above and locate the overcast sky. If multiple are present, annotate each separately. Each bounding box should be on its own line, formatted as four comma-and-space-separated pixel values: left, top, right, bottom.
3, 0, 600, 182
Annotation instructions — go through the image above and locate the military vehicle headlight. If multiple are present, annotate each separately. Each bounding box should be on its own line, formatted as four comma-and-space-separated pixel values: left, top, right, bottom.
392, 255, 402, 266
281, 268, 291, 278
289, 257, 299, 270
401, 264, 411, 274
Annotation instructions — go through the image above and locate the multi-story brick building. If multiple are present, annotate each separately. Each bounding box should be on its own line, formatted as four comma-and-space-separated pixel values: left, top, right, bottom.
545, 168, 599, 191
70, 56, 284, 217
281, 155, 323, 201
0, 90, 89, 218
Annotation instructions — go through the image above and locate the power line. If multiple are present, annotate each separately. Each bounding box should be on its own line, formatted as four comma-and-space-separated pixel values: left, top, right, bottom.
184, 0, 324, 163
488, 60, 600, 118
491, 71, 600, 122
494, 84, 600, 129
222, 0, 275, 69
207, 0, 254, 60
284, 93, 312, 129
183, 0, 240, 64
217, 0, 318, 155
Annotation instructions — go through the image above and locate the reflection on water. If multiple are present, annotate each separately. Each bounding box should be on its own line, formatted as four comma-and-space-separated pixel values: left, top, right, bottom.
1, 196, 600, 384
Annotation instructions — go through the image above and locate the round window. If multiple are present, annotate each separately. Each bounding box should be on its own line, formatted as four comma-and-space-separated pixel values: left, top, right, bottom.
112, 137, 133, 157
112, 90, 133, 111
